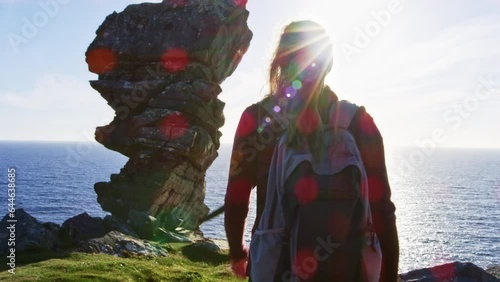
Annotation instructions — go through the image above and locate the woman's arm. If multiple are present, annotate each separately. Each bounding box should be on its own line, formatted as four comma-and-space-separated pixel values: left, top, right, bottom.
350, 106, 400, 282
224, 106, 258, 262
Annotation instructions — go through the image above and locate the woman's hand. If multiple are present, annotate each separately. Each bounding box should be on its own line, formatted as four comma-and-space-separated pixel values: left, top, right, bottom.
230, 245, 249, 279
230, 258, 248, 279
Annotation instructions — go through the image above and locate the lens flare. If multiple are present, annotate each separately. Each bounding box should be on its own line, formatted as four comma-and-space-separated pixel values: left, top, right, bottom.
278, 28, 333, 83
294, 176, 319, 205
233, 0, 247, 7
86, 47, 117, 74
292, 80, 303, 90
160, 112, 189, 140
162, 48, 189, 73
285, 86, 297, 98
279, 27, 331, 59
293, 247, 318, 279
429, 263, 456, 281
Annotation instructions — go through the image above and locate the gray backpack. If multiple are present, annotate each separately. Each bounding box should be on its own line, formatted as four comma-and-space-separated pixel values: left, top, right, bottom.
249, 100, 382, 282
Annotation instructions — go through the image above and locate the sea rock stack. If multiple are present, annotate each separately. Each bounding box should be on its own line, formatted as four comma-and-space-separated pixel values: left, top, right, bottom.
85, 0, 252, 239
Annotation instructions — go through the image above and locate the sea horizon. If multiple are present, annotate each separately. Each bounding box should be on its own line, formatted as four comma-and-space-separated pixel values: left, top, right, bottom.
1, 139, 500, 149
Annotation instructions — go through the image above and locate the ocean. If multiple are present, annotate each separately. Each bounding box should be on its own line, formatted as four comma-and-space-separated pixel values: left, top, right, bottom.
0, 141, 499, 273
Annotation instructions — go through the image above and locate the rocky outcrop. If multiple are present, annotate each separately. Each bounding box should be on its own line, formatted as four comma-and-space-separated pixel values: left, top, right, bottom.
59, 213, 107, 246
103, 214, 140, 238
487, 266, 500, 280
0, 210, 173, 258
400, 262, 500, 282
86, 0, 252, 238
0, 209, 62, 254
78, 231, 168, 258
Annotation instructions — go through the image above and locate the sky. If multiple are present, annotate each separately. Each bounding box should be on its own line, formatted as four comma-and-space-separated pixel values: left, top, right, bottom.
1, 0, 499, 149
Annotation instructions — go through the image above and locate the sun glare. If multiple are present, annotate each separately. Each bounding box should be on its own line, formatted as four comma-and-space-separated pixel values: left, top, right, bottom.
289, 0, 415, 147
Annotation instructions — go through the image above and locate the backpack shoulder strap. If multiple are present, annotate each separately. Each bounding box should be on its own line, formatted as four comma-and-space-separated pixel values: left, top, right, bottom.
259, 97, 288, 130
329, 100, 359, 129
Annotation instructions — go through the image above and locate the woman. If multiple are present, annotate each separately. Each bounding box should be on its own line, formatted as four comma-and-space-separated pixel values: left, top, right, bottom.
224, 20, 399, 281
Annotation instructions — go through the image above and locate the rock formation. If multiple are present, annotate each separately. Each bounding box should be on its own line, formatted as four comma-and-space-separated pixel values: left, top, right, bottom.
399, 262, 500, 282
0, 209, 62, 255
78, 231, 169, 258
0, 209, 171, 258
85, 0, 252, 238
487, 266, 500, 280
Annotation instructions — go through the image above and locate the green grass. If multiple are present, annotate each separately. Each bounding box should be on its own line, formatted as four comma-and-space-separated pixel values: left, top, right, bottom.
0, 243, 243, 282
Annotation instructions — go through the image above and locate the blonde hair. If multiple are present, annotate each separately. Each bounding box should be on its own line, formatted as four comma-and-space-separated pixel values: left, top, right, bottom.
268, 20, 333, 97
266, 20, 334, 155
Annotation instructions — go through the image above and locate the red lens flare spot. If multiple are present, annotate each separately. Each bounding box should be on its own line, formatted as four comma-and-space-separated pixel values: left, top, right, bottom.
294, 176, 319, 205
233, 0, 248, 7
86, 47, 117, 74
235, 110, 257, 138
429, 263, 456, 281
160, 112, 189, 140
162, 48, 189, 73
170, 0, 188, 6
293, 248, 318, 279
297, 108, 320, 135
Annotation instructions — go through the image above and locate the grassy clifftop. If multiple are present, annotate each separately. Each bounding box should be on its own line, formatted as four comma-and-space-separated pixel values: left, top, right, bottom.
0, 242, 242, 282
2, 242, 498, 281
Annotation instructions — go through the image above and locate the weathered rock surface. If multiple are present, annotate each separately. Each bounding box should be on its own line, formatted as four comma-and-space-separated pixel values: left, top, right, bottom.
59, 212, 108, 246
486, 265, 500, 280
0, 210, 185, 256
400, 262, 500, 282
103, 214, 139, 238
78, 231, 168, 258
0, 209, 62, 254
86, 0, 252, 238
183, 239, 221, 255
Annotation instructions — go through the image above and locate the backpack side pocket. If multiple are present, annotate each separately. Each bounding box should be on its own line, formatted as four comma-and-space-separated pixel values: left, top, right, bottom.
249, 228, 285, 281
